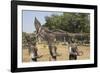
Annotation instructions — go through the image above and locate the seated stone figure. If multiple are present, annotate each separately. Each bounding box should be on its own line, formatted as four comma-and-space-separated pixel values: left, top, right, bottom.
30, 43, 38, 61
25, 34, 39, 62
48, 44, 57, 61
69, 41, 79, 60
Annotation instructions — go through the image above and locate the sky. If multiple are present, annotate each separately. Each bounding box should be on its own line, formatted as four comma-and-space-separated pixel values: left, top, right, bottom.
22, 10, 63, 33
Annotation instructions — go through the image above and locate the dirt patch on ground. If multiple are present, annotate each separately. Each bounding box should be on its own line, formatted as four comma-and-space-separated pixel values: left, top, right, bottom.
22, 43, 90, 62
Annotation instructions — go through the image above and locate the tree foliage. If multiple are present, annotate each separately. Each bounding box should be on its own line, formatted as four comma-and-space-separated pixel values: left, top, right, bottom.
22, 32, 36, 49
44, 12, 90, 33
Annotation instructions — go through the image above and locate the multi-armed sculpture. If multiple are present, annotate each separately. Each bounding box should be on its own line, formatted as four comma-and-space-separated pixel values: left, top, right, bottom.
33, 17, 84, 61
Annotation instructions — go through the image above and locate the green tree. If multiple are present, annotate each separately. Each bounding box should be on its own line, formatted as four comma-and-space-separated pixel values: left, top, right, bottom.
44, 12, 90, 33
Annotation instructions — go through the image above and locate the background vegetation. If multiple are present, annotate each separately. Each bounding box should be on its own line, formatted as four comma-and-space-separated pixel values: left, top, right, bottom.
44, 12, 90, 33
23, 12, 90, 47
